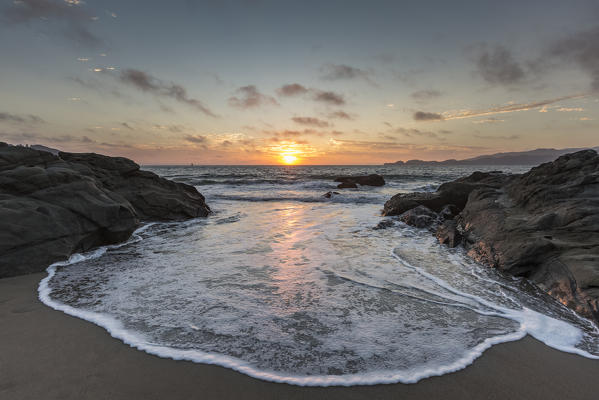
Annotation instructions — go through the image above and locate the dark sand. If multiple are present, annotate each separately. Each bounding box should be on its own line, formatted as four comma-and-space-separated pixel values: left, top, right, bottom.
1, 273, 598, 400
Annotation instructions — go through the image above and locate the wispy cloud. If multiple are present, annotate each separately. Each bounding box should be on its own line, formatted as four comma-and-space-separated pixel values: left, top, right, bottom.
327, 111, 353, 120
2, 0, 102, 48
291, 117, 330, 128
228, 85, 279, 109
184, 134, 208, 144
411, 89, 442, 102
475, 44, 525, 85
474, 133, 520, 140
414, 94, 586, 121
119, 69, 217, 117
320, 64, 375, 85
276, 83, 309, 96
276, 83, 345, 106
413, 111, 444, 121
312, 90, 345, 105
0, 112, 44, 124
549, 26, 599, 91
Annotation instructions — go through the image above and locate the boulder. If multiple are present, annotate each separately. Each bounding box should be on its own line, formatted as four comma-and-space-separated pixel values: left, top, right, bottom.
337, 182, 358, 189
334, 174, 385, 187
399, 206, 439, 229
457, 150, 599, 322
383, 149, 599, 324
382, 171, 507, 216
0, 143, 211, 278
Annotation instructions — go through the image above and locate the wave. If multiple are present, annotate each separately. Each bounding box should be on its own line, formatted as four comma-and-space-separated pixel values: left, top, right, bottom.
37, 212, 599, 387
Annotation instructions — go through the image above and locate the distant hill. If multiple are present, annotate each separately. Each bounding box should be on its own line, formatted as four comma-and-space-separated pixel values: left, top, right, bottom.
384, 147, 599, 166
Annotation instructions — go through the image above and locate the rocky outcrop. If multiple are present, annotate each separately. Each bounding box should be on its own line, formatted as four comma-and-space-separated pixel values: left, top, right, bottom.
0, 143, 210, 278
335, 174, 385, 187
382, 171, 507, 216
383, 150, 599, 324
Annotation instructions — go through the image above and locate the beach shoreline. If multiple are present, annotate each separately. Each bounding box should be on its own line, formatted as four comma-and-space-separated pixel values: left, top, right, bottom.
1, 273, 598, 400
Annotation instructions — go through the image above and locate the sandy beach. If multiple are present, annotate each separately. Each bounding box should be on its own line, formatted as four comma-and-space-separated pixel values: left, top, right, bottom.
0, 273, 597, 400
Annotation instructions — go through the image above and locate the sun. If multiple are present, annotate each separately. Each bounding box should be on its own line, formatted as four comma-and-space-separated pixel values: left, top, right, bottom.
281, 154, 298, 165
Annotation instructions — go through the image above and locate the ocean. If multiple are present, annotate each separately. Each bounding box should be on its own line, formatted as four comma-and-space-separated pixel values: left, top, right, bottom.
39, 165, 599, 386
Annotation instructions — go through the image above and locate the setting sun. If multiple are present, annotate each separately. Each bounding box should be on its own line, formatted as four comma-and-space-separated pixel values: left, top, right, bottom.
281, 154, 298, 164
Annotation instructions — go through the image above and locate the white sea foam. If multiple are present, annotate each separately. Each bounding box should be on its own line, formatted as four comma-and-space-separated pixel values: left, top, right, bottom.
38, 169, 599, 387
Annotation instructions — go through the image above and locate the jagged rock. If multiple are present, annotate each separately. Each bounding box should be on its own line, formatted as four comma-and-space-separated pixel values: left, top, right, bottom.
436, 220, 462, 248
0, 143, 210, 278
457, 150, 599, 322
384, 149, 599, 323
439, 204, 460, 220
323, 191, 340, 198
382, 171, 507, 216
337, 182, 358, 189
399, 205, 439, 229
334, 174, 385, 187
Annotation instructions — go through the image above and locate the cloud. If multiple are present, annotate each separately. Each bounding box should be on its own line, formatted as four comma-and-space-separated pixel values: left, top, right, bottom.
474, 134, 520, 140
184, 134, 208, 144
327, 111, 353, 120
392, 127, 452, 140
2, 0, 102, 48
0, 131, 93, 145
119, 69, 217, 117
276, 83, 346, 105
228, 85, 279, 109
320, 64, 373, 84
276, 83, 309, 96
312, 90, 345, 105
291, 117, 330, 128
549, 26, 599, 91
415, 94, 586, 121
476, 45, 525, 85
556, 107, 584, 112
472, 117, 505, 124
411, 89, 442, 102
0, 112, 44, 124
443, 94, 585, 120
413, 111, 444, 121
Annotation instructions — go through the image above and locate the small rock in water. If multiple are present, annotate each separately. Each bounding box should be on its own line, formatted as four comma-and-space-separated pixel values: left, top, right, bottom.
334, 174, 385, 187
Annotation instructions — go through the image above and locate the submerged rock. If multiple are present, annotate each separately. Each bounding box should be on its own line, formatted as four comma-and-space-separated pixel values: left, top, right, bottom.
0, 143, 210, 278
383, 149, 599, 324
334, 174, 385, 187
323, 191, 340, 198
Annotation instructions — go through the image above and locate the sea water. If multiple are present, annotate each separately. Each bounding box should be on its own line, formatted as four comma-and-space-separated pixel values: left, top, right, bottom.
39, 165, 599, 386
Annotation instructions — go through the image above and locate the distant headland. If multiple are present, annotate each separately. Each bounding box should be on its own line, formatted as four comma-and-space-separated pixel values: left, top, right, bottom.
384, 146, 599, 166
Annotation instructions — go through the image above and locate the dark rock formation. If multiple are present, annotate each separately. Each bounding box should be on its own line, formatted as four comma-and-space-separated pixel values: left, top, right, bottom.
382, 171, 507, 216
435, 220, 462, 248
399, 206, 440, 229
0, 143, 210, 278
335, 174, 385, 187
383, 149, 599, 324
323, 191, 340, 198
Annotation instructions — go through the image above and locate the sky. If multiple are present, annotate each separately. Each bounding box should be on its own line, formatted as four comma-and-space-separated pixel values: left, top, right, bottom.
0, 0, 598, 165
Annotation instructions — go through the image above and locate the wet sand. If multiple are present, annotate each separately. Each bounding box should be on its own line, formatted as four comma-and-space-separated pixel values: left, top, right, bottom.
1, 273, 598, 400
